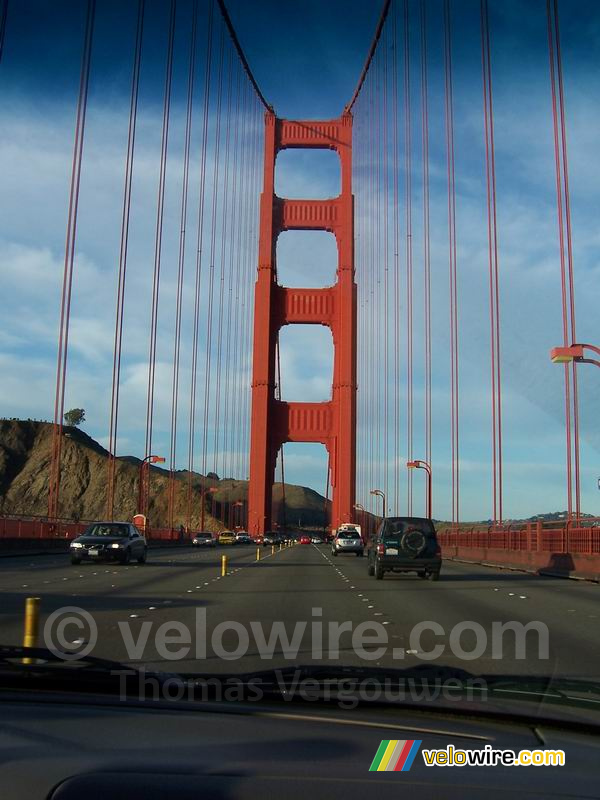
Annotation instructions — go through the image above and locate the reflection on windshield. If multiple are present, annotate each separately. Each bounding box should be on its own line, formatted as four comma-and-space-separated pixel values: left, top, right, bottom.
1, 0, 599, 733
384, 520, 435, 537
85, 525, 129, 537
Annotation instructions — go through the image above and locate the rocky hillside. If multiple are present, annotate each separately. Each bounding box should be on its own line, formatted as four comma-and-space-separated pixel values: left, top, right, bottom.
0, 419, 329, 530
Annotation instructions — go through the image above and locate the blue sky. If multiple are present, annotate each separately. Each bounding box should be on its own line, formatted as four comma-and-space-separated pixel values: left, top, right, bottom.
1, 0, 599, 520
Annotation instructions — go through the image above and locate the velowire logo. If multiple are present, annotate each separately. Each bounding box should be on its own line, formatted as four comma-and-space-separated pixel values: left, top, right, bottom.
369, 739, 422, 772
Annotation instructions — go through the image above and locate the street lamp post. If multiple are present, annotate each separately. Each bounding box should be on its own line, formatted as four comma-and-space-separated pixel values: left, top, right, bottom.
406, 460, 432, 519
137, 454, 165, 518
353, 502, 368, 539
233, 501, 243, 530
550, 343, 600, 520
369, 489, 386, 524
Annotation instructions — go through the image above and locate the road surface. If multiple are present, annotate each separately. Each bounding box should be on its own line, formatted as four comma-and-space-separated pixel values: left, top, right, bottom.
0, 543, 598, 677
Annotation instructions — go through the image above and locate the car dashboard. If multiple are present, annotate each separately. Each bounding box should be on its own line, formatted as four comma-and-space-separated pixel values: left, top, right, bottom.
1, 690, 598, 799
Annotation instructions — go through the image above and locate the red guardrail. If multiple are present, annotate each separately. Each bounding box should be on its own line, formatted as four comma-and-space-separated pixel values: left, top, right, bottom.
2, 515, 598, 553
0, 517, 183, 542
437, 519, 600, 555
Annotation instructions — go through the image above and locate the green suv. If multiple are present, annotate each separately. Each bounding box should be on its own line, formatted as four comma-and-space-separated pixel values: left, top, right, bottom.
367, 517, 441, 581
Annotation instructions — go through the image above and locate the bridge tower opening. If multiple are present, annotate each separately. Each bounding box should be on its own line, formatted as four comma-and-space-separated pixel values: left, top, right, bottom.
247, 113, 357, 535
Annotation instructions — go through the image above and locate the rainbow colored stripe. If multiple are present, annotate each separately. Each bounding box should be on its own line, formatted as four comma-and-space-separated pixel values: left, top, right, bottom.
369, 739, 422, 772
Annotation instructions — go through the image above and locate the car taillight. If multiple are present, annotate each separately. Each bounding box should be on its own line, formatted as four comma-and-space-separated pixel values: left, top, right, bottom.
376, 543, 385, 555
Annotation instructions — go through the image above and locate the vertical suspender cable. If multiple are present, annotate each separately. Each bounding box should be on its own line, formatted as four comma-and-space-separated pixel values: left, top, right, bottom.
359, 94, 367, 512
201, 21, 225, 488
48, 0, 95, 521
168, 0, 198, 533
234, 84, 250, 486
244, 89, 259, 486
354, 100, 361, 509
480, 0, 503, 524
228, 79, 249, 484
240, 99, 258, 488
106, 0, 145, 521
554, 0, 579, 520
142, 0, 176, 519
392, 4, 400, 514
443, 0, 459, 525
382, 18, 389, 511
359, 99, 367, 511
353, 94, 361, 509
547, 0, 579, 518
221, 65, 242, 483
404, 0, 414, 514
420, 0, 432, 478
187, 0, 215, 528
374, 45, 382, 501
241, 100, 255, 486
212, 46, 234, 478
368, 65, 375, 515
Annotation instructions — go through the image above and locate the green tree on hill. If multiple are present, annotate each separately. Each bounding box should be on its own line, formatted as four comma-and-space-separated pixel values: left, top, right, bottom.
64, 408, 85, 427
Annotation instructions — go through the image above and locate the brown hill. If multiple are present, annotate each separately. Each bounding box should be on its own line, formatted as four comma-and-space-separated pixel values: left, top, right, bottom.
0, 419, 329, 530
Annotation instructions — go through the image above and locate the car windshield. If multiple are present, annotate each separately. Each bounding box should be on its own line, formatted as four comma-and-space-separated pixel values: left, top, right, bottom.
383, 519, 435, 538
85, 524, 129, 538
2, 0, 599, 736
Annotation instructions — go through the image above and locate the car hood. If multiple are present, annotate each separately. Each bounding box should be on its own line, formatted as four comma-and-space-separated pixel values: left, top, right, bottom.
73, 535, 128, 545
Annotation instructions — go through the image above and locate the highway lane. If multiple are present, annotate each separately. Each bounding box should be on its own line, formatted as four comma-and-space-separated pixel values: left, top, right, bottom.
322, 548, 600, 677
0, 545, 264, 662
0, 543, 598, 679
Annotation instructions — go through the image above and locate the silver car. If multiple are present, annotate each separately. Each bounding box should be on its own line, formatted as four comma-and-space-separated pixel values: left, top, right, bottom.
331, 529, 364, 557
192, 532, 216, 547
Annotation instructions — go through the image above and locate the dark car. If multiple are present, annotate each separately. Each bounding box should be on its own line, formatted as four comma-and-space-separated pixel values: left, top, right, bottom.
70, 522, 147, 565
367, 516, 441, 580
262, 531, 281, 546
192, 532, 216, 547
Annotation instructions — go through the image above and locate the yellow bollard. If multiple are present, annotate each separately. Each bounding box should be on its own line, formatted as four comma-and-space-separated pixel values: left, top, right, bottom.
221, 554, 227, 577
23, 596, 40, 664
256, 546, 261, 561
271, 544, 275, 556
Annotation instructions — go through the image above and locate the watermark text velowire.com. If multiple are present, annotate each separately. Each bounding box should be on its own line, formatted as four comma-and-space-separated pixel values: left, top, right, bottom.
42, 605, 550, 664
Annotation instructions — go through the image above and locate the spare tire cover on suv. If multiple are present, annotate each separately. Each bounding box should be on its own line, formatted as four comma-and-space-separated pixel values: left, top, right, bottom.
400, 528, 427, 557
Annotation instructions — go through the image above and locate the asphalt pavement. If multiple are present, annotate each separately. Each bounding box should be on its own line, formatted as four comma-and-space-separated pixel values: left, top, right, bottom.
0, 543, 598, 678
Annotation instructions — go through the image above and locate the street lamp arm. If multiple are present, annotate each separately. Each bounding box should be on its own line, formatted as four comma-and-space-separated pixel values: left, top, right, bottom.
579, 357, 600, 369
578, 343, 600, 358
369, 488, 386, 520
406, 459, 432, 519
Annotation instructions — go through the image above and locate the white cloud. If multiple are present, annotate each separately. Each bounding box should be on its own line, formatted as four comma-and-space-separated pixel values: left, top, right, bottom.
2, 32, 600, 521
